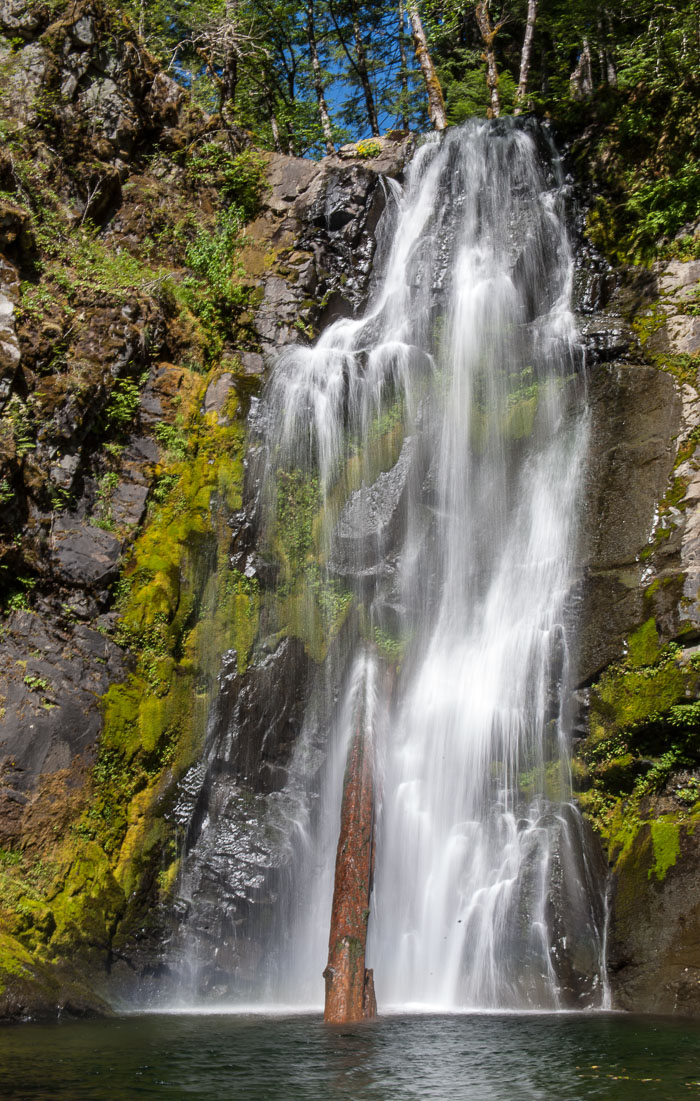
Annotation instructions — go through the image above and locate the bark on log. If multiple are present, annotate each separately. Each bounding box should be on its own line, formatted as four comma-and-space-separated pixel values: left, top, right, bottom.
407, 0, 447, 131
323, 710, 377, 1023
514, 0, 538, 115
475, 2, 502, 119
307, 0, 335, 154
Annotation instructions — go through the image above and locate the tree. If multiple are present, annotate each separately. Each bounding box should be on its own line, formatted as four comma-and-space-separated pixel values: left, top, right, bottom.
329, 0, 381, 136
514, 0, 537, 114
188, 1, 269, 123
474, 1, 505, 118
407, 0, 447, 129
307, 0, 336, 153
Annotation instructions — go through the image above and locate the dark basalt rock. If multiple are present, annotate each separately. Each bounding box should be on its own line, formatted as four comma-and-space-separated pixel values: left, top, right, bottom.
544, 805, 610, 1007
576, 363, 681, 684
331, 437, 414, 576
0, 609, 125, 847
250, 136, 413, 363
607, 821, 700, 1015
212, 637, 311, 795
51, 516, 122, 586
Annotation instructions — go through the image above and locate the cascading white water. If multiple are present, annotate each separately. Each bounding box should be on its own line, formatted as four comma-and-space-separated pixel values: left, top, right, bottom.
178, 118, 608, 1012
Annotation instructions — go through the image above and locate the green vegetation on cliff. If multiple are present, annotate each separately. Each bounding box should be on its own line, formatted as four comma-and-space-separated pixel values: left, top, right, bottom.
575, 617, 700, 888
0, 0, 272, 1010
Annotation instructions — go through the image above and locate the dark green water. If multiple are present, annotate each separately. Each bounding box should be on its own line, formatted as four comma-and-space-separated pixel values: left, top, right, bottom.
1, 1012, 699, 1100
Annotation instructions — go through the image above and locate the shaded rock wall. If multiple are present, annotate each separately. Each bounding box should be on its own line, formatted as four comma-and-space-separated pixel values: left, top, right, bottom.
573, 239, 700, 1014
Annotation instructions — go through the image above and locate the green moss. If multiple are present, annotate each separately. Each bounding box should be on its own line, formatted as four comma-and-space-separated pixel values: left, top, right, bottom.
675, 424, 700, 468
595, 753, 640, 793
507, 397, 538, 439
611, 820, 653, 927
631, 301, 668, 347
0, 931, 37, 984
45, 841, 124, 954
93, 394, 253, 858
590, 654, 687, 740
518, 759, 569, 803
0, 369, 257, 968
373, 627, 405, 666
627, 617, 662, 668
649, 818, 681, 881
651, 352, 700, 390
274, 469, 321, 583
575, 605, 700, 863
469, 374, 576, 452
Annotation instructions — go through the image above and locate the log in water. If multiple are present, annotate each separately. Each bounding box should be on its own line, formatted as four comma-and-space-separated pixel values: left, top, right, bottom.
323, 699, 377, 1023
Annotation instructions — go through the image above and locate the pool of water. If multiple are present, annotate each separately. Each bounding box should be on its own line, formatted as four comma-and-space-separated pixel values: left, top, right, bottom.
1, 1011, 699, 1100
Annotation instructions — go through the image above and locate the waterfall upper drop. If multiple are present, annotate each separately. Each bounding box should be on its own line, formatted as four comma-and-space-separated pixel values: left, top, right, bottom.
174, 118, 609, 1013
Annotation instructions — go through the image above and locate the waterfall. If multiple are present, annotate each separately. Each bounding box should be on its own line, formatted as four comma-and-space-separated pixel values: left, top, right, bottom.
173, 118, 608, 1012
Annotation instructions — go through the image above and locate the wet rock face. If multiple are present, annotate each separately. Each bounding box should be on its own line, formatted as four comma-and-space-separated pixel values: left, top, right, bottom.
208, 638, 311, 796
247, 136, 413, 363
607, 816, 700, 1015
544, 806, 610, 1007
331, 438, 414, 576
577, 363, 681, 683
572, 246, 700, 1015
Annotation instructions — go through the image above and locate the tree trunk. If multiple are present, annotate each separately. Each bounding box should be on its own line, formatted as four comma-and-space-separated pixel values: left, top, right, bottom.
350, 2, 380, 136
398, 0, 409, 130
407, 0, 447, 130
221, 0, 241, 110
474, 2, 501, 119
306, 0, 335, 154
323, 690, 377, 1024
514, 0, 537, 115
269, 110, 283, 153
569, 37, 593, 100
602, 6, 617, 86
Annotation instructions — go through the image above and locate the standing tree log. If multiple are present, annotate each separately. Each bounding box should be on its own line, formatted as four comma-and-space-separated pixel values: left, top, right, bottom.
407, 0, 447, 131
323, 705, 377, 1023
475, 1, 503, 119
514, 0, 538, 115
307, 0, 335, 153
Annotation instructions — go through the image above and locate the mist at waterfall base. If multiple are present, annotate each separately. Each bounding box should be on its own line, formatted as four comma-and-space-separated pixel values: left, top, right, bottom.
170, 118, 608, 1014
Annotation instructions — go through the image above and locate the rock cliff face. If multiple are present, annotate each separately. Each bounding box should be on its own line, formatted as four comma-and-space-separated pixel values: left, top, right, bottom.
0, 0, 699, 1023
573, 240, 700, 1014
0, 0, 411, 1018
